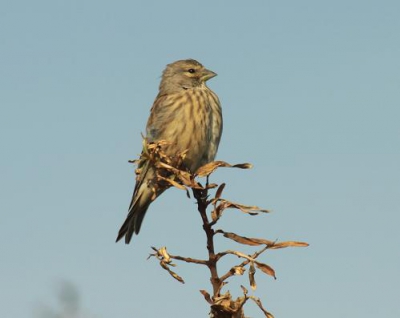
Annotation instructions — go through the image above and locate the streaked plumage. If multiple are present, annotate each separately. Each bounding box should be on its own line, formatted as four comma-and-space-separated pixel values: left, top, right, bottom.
116, 59, 223, 244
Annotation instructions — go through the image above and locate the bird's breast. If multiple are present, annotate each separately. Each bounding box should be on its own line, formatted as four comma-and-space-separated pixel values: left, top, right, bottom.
152, 88, 222, 173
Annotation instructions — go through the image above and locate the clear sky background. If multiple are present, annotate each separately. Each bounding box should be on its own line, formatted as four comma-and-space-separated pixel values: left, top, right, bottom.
1, 1, 399, 317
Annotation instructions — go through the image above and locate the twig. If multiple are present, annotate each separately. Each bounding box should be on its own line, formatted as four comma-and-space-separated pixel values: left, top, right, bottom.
138, 142, 308, 317
193, 188, 223, 298
168, 254, 208, 265
219, 245, 269, 282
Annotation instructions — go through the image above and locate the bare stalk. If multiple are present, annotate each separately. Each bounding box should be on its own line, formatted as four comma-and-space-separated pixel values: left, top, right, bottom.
193, 188, 223, 298
140, 142, 308, 317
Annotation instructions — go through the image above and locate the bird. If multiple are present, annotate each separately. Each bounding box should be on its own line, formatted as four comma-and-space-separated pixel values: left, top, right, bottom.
116, 59, 223, 244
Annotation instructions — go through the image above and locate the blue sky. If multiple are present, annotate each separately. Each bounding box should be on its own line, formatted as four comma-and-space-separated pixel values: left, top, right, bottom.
1, 1, 399, 317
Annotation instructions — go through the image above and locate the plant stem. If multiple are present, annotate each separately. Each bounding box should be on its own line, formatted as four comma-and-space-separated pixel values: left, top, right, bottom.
193, 188, 222, 298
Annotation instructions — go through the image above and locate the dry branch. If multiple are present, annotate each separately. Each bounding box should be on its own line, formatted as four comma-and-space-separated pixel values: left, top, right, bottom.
138, 140, 308, 317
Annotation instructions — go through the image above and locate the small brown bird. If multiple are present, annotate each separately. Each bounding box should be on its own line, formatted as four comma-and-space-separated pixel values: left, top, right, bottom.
116, 59, 223, 244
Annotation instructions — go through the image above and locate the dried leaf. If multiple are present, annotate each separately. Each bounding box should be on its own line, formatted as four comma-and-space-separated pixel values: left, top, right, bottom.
221, 250, 276, 280
157, 175, 186, 191
232, 163, 253, 169
156, 162, 194, 185
160, 261, 184, 284
157, 175, 191, 198
200, 290, 213, 305
196, 161, 253, 177
240, 285, 248, 295
249, 296, 275, 318
216, 199, 269, 215
249, 262, 257, 290
233, 266, 246, 276
206, 183, 218, 189
269, 241, 309, 249
128, 159, 139, 164
221, 231, 275, 246
213, 291, 233, 308
168, 269, 184, 283
215, 183, 226, 200
214, 201, 227, 219
158, 246, 171, 263
195, 161, 229, 177
254, 261, 276, 279
211, 209, 218, 222
230, 250, 255, 261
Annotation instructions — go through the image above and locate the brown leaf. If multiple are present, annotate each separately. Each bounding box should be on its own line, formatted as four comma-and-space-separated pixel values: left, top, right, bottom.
213, 291, 234, 310
254, 261, 276, 279
169, 270, 184, 283
206, 183, 218, 189
210, 201, 227, 222
269, 241, 309, 249
216, 199, 269, 215
240, 285, 248, 295
157, 174, 191, 198
230, 250, 254, 260
200, 290, 213, 304
195, 161, 230, 177
195, 161, 253, 177
232, 163, 253, 169
211, 209, 218, 222
233, 266, 246, 276
128, 159, 139, 164
160, 261, 184, 284
157, 175, 186, 191
221, 231, 275, 246
158, 246, 171, 263
155, 159, 206, 192
215, 201, 227, 218
156, 160, 180, 173
215, 183, 226, 200
249, 262, 257, 291
249, 296, 275, 318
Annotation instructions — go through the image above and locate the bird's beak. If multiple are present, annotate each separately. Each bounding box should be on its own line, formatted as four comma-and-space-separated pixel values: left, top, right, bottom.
201, 69, 217, 82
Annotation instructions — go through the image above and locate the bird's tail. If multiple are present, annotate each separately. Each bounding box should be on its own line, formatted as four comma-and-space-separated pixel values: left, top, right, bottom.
115, 190, 153, 244
116, 162, 159, 244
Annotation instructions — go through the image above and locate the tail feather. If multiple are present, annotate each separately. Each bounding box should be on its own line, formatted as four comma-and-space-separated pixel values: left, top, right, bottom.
115, 195, 152, 243
116, 162, 161, 244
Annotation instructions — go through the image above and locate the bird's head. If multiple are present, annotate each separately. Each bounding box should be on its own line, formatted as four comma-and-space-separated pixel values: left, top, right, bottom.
159, 59, 217, 93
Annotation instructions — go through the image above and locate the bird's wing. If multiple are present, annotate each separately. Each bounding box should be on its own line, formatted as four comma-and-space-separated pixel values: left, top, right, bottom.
116, 94, 179, 242
146, 93, 183, 141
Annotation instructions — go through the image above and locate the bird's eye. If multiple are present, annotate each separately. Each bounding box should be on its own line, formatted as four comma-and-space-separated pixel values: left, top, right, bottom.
188, 68, 196, 73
